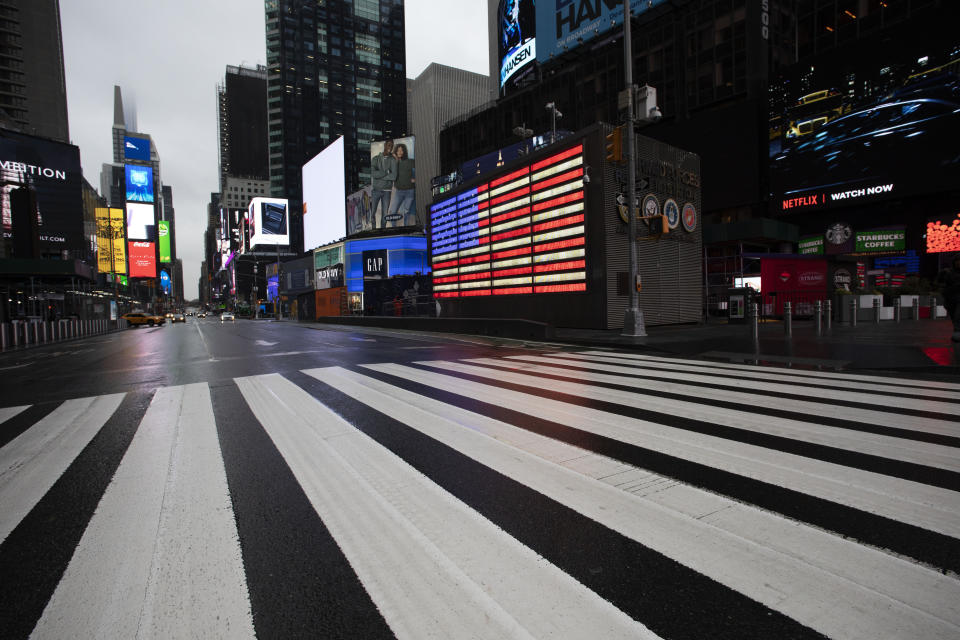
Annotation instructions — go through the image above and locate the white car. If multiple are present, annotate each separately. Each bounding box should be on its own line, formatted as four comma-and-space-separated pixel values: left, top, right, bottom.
220, 312, 235, 322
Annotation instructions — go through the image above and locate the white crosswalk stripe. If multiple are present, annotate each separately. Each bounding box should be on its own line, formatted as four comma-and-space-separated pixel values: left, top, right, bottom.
0, 349, 958, 640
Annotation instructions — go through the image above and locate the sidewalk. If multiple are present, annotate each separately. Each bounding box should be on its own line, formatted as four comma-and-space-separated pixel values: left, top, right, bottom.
554, 317, 960, 375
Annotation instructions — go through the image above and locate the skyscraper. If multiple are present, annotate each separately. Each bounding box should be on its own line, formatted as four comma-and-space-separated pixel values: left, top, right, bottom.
217, 65, 269, 189
0, 0, 70, 143
265, 0, 408, 253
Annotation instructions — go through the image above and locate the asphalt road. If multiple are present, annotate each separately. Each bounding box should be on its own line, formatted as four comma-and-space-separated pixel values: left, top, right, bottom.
1, 318, 958, 639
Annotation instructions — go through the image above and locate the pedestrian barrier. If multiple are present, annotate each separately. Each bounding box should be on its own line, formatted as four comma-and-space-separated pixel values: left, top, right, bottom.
0, 318, 123, 351
783, 301, 793, 337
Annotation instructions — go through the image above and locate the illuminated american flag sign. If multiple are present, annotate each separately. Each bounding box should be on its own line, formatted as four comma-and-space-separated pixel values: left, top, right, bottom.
430, 144, 586, 298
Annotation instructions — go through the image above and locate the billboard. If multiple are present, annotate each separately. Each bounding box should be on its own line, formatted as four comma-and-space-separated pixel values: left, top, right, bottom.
498, 0, 536, 90
160, 269, 171, 294
430, 143, 587, 298
0, 130, 83, 251
248, 197, 289, 247
535, 0, 667, 63
158, 220, 171, 262
96, 207, 112, 272
366, 136, 416, 232
926, 214, 960, 253
769, 40, 960, 212
128, 241, 156, 278
110, 208, 127, 274
346, 185, 373, 235
302, 136, 346, 251
123, 136, 151, 161
126, 202, 155, 240
125, 164, 154, 203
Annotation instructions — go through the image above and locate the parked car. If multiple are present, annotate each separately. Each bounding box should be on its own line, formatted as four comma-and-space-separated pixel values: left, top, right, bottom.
220, 311, 235, 322
120, 312, 166, 328
171, 312, 186, 323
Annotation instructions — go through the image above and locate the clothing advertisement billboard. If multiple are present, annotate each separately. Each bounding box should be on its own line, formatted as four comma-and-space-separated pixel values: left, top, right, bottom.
158, 220, 171, 262
302, 136, 346, 252
126, 202, 155, 241
498, 0, 536, 90
367, 136, 416, 232
0, 130, 83, 252
125, 164, 154, 203
123, 136, 151, 161
535, 0, 667, 63
248, 197, 289, 247
128, 241, 156, 278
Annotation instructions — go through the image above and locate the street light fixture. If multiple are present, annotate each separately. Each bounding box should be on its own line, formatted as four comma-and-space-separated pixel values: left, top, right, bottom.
622, 0, 645, 337
545, 102, 562, 143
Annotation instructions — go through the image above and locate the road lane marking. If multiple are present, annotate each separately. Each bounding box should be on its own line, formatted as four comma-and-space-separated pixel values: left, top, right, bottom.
31, 384, 254, 639
0, 394, 125, 545
314, 365, 960, 640
373, 361, 960, 537
464, 357, 960, 469
194, 322, 216, 362
0, 404, 29, 424
236, 372, 657, 640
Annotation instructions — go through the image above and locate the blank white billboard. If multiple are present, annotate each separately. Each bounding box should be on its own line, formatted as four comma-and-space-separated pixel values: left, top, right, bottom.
248, 197, 290, 247
302, 136, 346, 251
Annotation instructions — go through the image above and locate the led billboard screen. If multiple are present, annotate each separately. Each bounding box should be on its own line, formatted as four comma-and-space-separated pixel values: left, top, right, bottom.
535, 0, 667, 63
367, 136, 416, 232
160, 269, 171, 294
248, 197, 289, 247
927, 214, 960, 253
0, 130, 83, 250
128, 241, 156, 278
158, 220, 171, 262
124, 136, 151, 161
126, 202, 155, 241
302, 136, 346, 251
110, 208, 127, 274
498, 0, 536, 90
125, 164, 155, 203
97, 207, 129, 274
769, 41, 960, 212
429, 143, 587, 298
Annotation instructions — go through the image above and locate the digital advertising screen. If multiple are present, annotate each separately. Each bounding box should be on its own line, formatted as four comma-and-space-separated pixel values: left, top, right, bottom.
248, 197, 289, 247
124, 136, 151, 161
125, 164, 154, 203
110, 208, 127, 274
927, 214, 960, 253
498, 0, 536, 90
127, 241, 156, 278
126, 202, 155, 241
0, 129, 84, 251
535, 0, 667, 63
96, 207, 112, 273
158, 220, 171, 262
302, 136, 346, 251
769, 41, 960, 213
429, 143, 587, 298
366, 135, 416, 231
159, 269, 171, 294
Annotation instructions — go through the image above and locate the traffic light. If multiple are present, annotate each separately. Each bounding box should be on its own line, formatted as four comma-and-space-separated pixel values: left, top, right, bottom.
605, 126, 623, 163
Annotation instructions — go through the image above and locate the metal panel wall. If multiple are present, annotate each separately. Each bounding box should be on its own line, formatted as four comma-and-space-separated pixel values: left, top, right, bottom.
603, 126, 702, 328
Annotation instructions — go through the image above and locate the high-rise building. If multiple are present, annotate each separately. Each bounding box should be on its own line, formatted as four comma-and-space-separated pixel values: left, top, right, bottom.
217, 64, 269, 190
0, 0, 70, 143
264, 0, 408, 253
407, 63, 489, 227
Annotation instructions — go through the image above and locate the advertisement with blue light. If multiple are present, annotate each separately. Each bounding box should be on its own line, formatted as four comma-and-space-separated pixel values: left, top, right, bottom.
499, 0, 536, 90
159, 269, 171, 294
125, 164, 154, 203
535, 0, 667, 63
123, 136, 151, 161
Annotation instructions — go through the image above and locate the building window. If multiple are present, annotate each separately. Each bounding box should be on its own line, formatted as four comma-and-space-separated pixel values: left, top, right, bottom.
356, 78, 380, 104
355, 33, 380, 65
354, 0, 378, 21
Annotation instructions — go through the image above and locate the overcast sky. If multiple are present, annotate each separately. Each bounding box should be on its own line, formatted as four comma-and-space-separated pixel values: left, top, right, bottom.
60, 0, 489, 300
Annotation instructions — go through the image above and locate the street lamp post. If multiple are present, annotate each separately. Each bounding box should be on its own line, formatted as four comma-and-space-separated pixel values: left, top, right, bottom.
545, 102, 562, 144
621, 0, 646, 336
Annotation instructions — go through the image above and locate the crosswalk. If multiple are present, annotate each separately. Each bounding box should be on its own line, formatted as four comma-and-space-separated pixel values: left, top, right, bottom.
1, 349, 959, 639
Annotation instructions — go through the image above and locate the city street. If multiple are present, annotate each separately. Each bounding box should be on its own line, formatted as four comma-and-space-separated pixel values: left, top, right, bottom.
1, 320, 959, 639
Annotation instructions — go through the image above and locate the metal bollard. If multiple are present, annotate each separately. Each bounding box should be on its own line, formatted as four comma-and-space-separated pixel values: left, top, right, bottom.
929, 296, 937, 320
894, 298, 901, 323
33, 322, 39, 344
873, 298, 881, 324
749, 302, 759, 343
12, 321, 18, 347
784, 301, 792, 337
825, 299, 832, 330
814, 300, 823, 336
913, 297, 919, 321
850, 297, 857, 327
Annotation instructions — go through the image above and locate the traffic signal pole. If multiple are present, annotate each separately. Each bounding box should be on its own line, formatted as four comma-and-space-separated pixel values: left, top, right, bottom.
622, 0, 646, 336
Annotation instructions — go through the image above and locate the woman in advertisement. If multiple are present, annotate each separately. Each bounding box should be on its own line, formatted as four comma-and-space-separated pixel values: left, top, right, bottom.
386, 143, 415, 227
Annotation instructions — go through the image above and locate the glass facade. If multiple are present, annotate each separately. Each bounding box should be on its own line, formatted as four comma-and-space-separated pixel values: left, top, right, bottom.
265, 0, 408, 254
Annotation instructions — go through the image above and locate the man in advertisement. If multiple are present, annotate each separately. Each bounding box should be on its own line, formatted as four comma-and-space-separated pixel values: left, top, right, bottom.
370, 140, 397, 229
